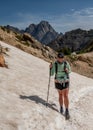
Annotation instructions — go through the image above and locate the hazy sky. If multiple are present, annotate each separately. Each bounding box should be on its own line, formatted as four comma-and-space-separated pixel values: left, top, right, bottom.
1, 0, 93, 33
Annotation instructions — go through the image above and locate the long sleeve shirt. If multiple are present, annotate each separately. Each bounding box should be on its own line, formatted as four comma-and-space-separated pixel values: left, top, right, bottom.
50, 61, 71, 83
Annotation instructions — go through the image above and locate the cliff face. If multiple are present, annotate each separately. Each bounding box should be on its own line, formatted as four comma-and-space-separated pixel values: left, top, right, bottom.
25, 21, 58, 44
48, 28, 93, 52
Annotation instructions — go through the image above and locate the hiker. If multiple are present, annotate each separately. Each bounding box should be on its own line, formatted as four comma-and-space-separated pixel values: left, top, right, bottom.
50, 52, 71, 119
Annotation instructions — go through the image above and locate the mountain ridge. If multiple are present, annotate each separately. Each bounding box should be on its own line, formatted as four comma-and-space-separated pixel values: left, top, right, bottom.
25, 21, 58, 44
48, 28, 93, 53
5, 21, 58, 45
4, 23, 93, 53
0, 26, 56, 62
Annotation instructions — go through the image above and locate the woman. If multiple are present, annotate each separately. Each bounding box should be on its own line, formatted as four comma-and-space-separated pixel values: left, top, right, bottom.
50, 52, 71, 119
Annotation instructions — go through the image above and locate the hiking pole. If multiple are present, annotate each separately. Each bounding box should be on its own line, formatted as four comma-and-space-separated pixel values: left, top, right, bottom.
46, 63, 52, 107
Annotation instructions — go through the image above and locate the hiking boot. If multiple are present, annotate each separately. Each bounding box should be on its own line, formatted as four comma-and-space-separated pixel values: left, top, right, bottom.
65, 109, 70, 120
60, 106, 63, 114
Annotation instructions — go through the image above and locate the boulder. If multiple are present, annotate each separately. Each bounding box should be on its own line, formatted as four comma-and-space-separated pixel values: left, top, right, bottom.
0, 54, 6, 67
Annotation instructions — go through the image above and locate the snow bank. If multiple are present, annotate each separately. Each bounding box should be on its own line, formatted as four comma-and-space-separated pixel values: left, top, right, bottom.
0, 41, 93, 130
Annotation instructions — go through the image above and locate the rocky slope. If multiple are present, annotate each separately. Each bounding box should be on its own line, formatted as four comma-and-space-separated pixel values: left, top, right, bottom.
66, 52, 93, 78
5, 23, 93, 53
5, 25, 21, 34
48, 28, 93, 53
5, 21, 58, 45
0, 41, 93, 130
0, 26, 93, 79
0, 26, 56, 62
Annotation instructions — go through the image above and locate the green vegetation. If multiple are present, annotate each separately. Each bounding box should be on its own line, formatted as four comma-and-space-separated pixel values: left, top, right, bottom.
0, 37, 3, 41
6, 29, 11, 34
16, 34, 23, 41
68, 54, 78, 62
5, 47, 9, 52
0, 26, 6, 31
0, 26, 11, 34
78, 41, 93, 54
16, 34, 30, 47
84, 42, 93, 52
58, 47, 71, 55
22, 41, 30, 46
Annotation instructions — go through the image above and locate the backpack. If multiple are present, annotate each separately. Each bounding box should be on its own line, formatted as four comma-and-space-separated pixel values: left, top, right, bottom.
55, 61, 69, 79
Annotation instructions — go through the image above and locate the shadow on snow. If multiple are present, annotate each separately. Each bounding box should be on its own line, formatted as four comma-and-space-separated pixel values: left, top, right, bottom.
20, 95, 59, 113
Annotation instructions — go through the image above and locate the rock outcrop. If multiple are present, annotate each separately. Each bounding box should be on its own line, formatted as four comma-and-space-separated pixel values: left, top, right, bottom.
0, 54, 6, 67
48, 28, 93, 53
25, 21, 58, 44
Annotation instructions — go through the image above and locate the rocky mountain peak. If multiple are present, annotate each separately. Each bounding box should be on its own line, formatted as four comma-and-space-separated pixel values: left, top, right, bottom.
4, 21, 58, 45
25, 21, 58, 44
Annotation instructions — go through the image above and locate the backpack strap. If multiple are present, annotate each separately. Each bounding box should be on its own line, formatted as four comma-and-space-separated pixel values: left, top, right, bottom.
64, 61, 69, 79
55, 62, 58, 79
64, 61, 67, 70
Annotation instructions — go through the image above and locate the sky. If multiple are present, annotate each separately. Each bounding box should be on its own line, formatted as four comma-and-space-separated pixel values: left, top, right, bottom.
1, 0, 93, 33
